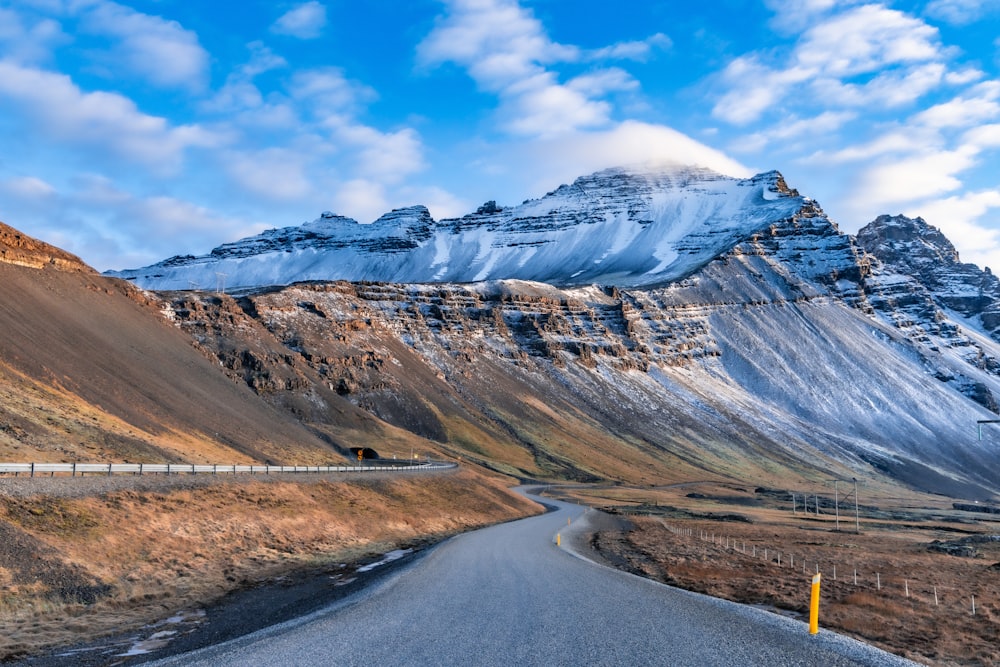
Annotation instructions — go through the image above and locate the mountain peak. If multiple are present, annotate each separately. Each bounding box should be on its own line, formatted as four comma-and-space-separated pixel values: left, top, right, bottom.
857, 213, 1000, 336
107, 165, 817, 291
857, 214, 960, 265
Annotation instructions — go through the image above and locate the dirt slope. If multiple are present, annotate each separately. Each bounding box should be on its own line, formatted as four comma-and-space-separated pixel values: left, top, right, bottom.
0, 232, 383, 464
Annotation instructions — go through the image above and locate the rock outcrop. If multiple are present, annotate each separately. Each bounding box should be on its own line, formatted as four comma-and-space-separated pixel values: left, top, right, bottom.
0, 221, 92, 273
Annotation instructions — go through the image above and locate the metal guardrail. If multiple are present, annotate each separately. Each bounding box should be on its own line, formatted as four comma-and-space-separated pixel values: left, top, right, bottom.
0, 461, 458, 477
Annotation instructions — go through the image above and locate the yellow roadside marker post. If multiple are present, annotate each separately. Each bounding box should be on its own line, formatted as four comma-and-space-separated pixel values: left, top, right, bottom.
809, 573, 821, 634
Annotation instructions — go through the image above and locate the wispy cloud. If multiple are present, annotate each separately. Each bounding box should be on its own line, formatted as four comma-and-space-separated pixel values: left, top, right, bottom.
271, 2, 327, 40
0, 6, 67, 64
714, 5, 946, 125
417, 0, 647, 137
925, 0, 1000, 25
0, 61, 220, 173
78, 0, 210, 92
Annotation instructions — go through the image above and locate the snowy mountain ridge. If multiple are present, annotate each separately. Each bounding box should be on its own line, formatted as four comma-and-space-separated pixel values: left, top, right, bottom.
97, 163, 1000, 497
108, 166, 813, 291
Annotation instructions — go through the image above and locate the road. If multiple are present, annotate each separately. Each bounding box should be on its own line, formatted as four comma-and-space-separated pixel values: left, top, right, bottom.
148, 491, 916, 667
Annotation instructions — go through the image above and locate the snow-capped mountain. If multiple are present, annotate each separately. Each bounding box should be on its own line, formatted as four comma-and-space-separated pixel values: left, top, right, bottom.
103, 163, 1000, 498
109, 166, 819, 291
857, 214, 1000, 340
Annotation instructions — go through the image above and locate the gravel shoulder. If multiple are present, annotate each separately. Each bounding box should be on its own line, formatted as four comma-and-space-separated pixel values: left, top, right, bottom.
8, 532, 437, 667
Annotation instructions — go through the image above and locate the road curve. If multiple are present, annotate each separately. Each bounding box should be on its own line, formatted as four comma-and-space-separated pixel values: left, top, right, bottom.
148, 491, 916, 667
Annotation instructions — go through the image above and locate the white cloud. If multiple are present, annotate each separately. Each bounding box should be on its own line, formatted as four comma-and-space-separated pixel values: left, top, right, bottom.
849, 148, 978, 214
0, 175, 58, 201
946, 68, 986, 85
763, 0, 862, 32
811, 62, 946, 109
291, 67, 378, 112
405, 185, 469, 221
322, 117, 426, 183
568, 68, 638, 97
587, 33, 671, 62
963, 123, 1000, 149
0, 7, 68, 64
913, 81, 1000, 128
495, 120, 752, 197
270, 2, 328, 40
417, 0, 577, 83
78, 1, 210, 92
499, 72, 613, 137
712, 57, 813, 125
333, 179, 390, 224
224, 148, 314, 201
203, 42, 288, 115
796, 6, 940, 76
817, 130, 936, 163
417, 0, 641, 137
730, 111, 856, 153
906, 189, 1000, 270
713, 5, 946, 124
0, 61, 221, 172
925, 0, 1000, 25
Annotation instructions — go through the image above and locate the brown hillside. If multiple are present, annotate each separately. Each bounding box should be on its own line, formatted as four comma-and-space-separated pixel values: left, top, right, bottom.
0, 255, 385, 464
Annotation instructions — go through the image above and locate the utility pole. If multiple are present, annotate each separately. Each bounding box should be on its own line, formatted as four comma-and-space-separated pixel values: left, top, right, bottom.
853, 477, 860, 533
834, 480, 840, 531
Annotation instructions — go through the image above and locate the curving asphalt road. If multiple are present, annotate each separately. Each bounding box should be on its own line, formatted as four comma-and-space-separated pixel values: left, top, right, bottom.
148, 491, 917, 667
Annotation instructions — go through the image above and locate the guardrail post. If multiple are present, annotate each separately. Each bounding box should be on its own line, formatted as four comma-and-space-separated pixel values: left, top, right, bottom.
30, 462, 35, 478
108, 463, 113, 477
139, 463, 143, 476
72, 463, 76, 477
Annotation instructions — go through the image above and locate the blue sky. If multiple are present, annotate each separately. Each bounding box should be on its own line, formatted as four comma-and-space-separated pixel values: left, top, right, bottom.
1, 0, 999, 273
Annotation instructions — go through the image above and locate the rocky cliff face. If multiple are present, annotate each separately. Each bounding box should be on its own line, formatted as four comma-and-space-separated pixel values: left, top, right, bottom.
155, 202, 1000, 498
852, 214, 1000, 412
90, 166, 1000, 497
0, 221, 92, 273
857, 214, 1000, 338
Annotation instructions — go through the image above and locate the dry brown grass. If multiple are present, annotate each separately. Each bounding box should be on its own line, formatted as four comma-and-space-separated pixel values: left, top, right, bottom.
0, 469, 540, 661
557, 483, 1000, 666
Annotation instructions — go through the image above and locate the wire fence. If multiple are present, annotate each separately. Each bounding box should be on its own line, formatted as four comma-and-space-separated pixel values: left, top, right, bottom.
660, 522, 995, 618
